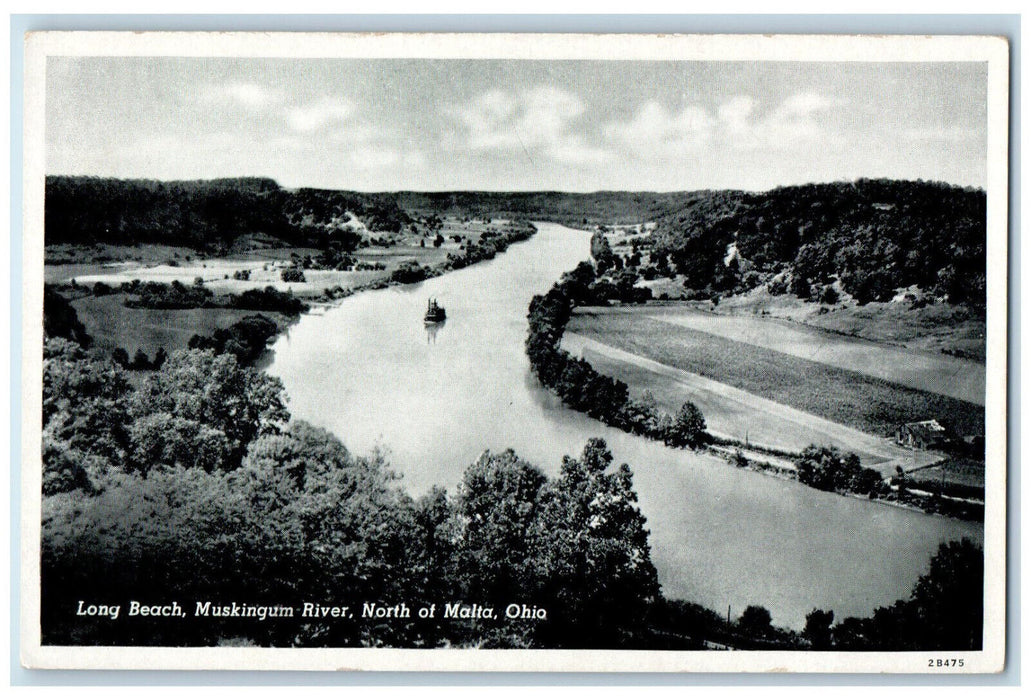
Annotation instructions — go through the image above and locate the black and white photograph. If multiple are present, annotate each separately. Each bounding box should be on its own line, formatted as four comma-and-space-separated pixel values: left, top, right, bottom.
19, 31, 1009, 673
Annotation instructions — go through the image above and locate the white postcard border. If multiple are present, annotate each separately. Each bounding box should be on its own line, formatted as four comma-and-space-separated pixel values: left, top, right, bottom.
19, 30, 1011, 674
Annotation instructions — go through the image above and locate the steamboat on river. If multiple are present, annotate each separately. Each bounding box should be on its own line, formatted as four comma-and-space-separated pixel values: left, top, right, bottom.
424, 298, 446, 324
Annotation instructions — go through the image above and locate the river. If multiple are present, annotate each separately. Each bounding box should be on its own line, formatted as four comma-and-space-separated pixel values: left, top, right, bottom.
267, 222, 982, 630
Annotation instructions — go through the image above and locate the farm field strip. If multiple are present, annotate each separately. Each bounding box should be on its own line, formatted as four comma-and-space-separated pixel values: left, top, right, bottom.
64, 257, 395, 296
567, 311, 985, 440
643, 307, 985, 406
71, 294, 292, 355
562, 333, 940, 475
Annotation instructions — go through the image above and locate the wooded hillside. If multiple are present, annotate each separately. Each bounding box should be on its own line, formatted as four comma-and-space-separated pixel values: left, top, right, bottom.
391, 191, 685, 226
650, 179, 986, 308
44, 176, 411, 252
47, 176, 987, 311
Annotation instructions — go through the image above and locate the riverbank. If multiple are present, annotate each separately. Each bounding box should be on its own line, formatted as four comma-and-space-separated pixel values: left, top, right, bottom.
265, 221, 982, 629
51, 220, 538, 363
525, 262, 983, 522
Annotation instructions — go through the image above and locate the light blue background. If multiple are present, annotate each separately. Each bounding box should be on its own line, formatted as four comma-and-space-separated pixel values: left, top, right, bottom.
9, 13, 1021, 686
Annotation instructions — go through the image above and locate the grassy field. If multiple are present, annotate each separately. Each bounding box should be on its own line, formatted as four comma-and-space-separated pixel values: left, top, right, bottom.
53, 218, 527, 357
46, 218, 504, 298
57, 254, 395, 298
906, 457, 986, 489
713, 285, 986, 362
71, 293, 293, 356
567, 310, 985, 440
640, 306, 985, 406
562, 332, 941, 473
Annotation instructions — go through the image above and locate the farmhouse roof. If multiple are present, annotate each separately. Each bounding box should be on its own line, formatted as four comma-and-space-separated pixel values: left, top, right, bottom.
901, 419, 948, 442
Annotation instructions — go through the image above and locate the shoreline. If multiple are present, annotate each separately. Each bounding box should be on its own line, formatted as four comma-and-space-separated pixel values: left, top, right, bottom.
254, 221, 542, 357
524, 263, 984, 523
588, 300, 988, 369
54, 221, 542, 371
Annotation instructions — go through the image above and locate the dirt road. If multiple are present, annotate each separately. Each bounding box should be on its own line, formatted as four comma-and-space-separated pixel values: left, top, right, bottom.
562, 332, 943, 475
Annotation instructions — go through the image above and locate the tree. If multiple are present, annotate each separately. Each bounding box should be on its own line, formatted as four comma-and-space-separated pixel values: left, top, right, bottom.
590, 231, 616, 273
189, 315, 279, 365
790, 273, 813, 300
411, 486, 462, 606
111, 347, 130, 368
832, 538, 983, 651
281, 267, 305, 283
43, 337, 131, 489
129, 349, 288, 471
559, 261, 597, 304
665, 401, 707, 448
795, 445, 883, 496
527, 439, 659, 647
904, 538, 984, 650
804, 608, 835, 649
42, 430, 97, 495
43, 286, 91, 348
42, 420, 420, 647
127, 412, 232, 475
132, 348, 151, 370
455, 449, 547, 604
739, 605, 773, 636
390, 260, 428, 284
235, 421, 420, 645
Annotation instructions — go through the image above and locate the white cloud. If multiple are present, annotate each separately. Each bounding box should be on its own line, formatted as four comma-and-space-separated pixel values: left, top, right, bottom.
200, 82, 283, 110
717, 96, 755, 133
344, 145, 426, 171
721, 92, 847, 151
286, 97, 355, 133
781, 93, 838, 115
604, 101, 716, 157
546, 137, 613, 166
450, 86, 613, 165
601, 92, 843, 160
228, 83, 275, 108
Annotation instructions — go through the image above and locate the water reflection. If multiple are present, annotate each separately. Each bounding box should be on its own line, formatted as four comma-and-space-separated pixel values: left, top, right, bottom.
425, 318, 446, 344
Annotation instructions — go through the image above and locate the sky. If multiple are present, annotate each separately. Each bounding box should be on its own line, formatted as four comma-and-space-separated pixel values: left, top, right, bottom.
45, 57, 988, 192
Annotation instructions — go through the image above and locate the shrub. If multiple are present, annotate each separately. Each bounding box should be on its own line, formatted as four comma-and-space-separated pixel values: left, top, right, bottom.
280, 267, 305, 283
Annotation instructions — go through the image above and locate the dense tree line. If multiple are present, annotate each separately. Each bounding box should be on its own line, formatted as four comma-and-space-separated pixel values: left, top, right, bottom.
112, 346, 167, 371
651, 179, 986, 308
124, 280, 214, 309
41, 314, 984, 650
47, 176, 985, 311
443, 221, 536, 271
187, 314, 280, 366
289, 187, 412, 235
41, 329, 660, 647
43, 285, 92, 348
45, 176, 409, 251
385, 221, 537, 285
790, 445, 983, 520
525, 261, 705, 448
794, 445, 887, 497
115, 279, 307, 315
392, 191, 685, 227
820, 538, 984, 651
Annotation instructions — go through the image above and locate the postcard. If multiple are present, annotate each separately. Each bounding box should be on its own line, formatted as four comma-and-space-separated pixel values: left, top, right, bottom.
20, 30, 1009, 673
